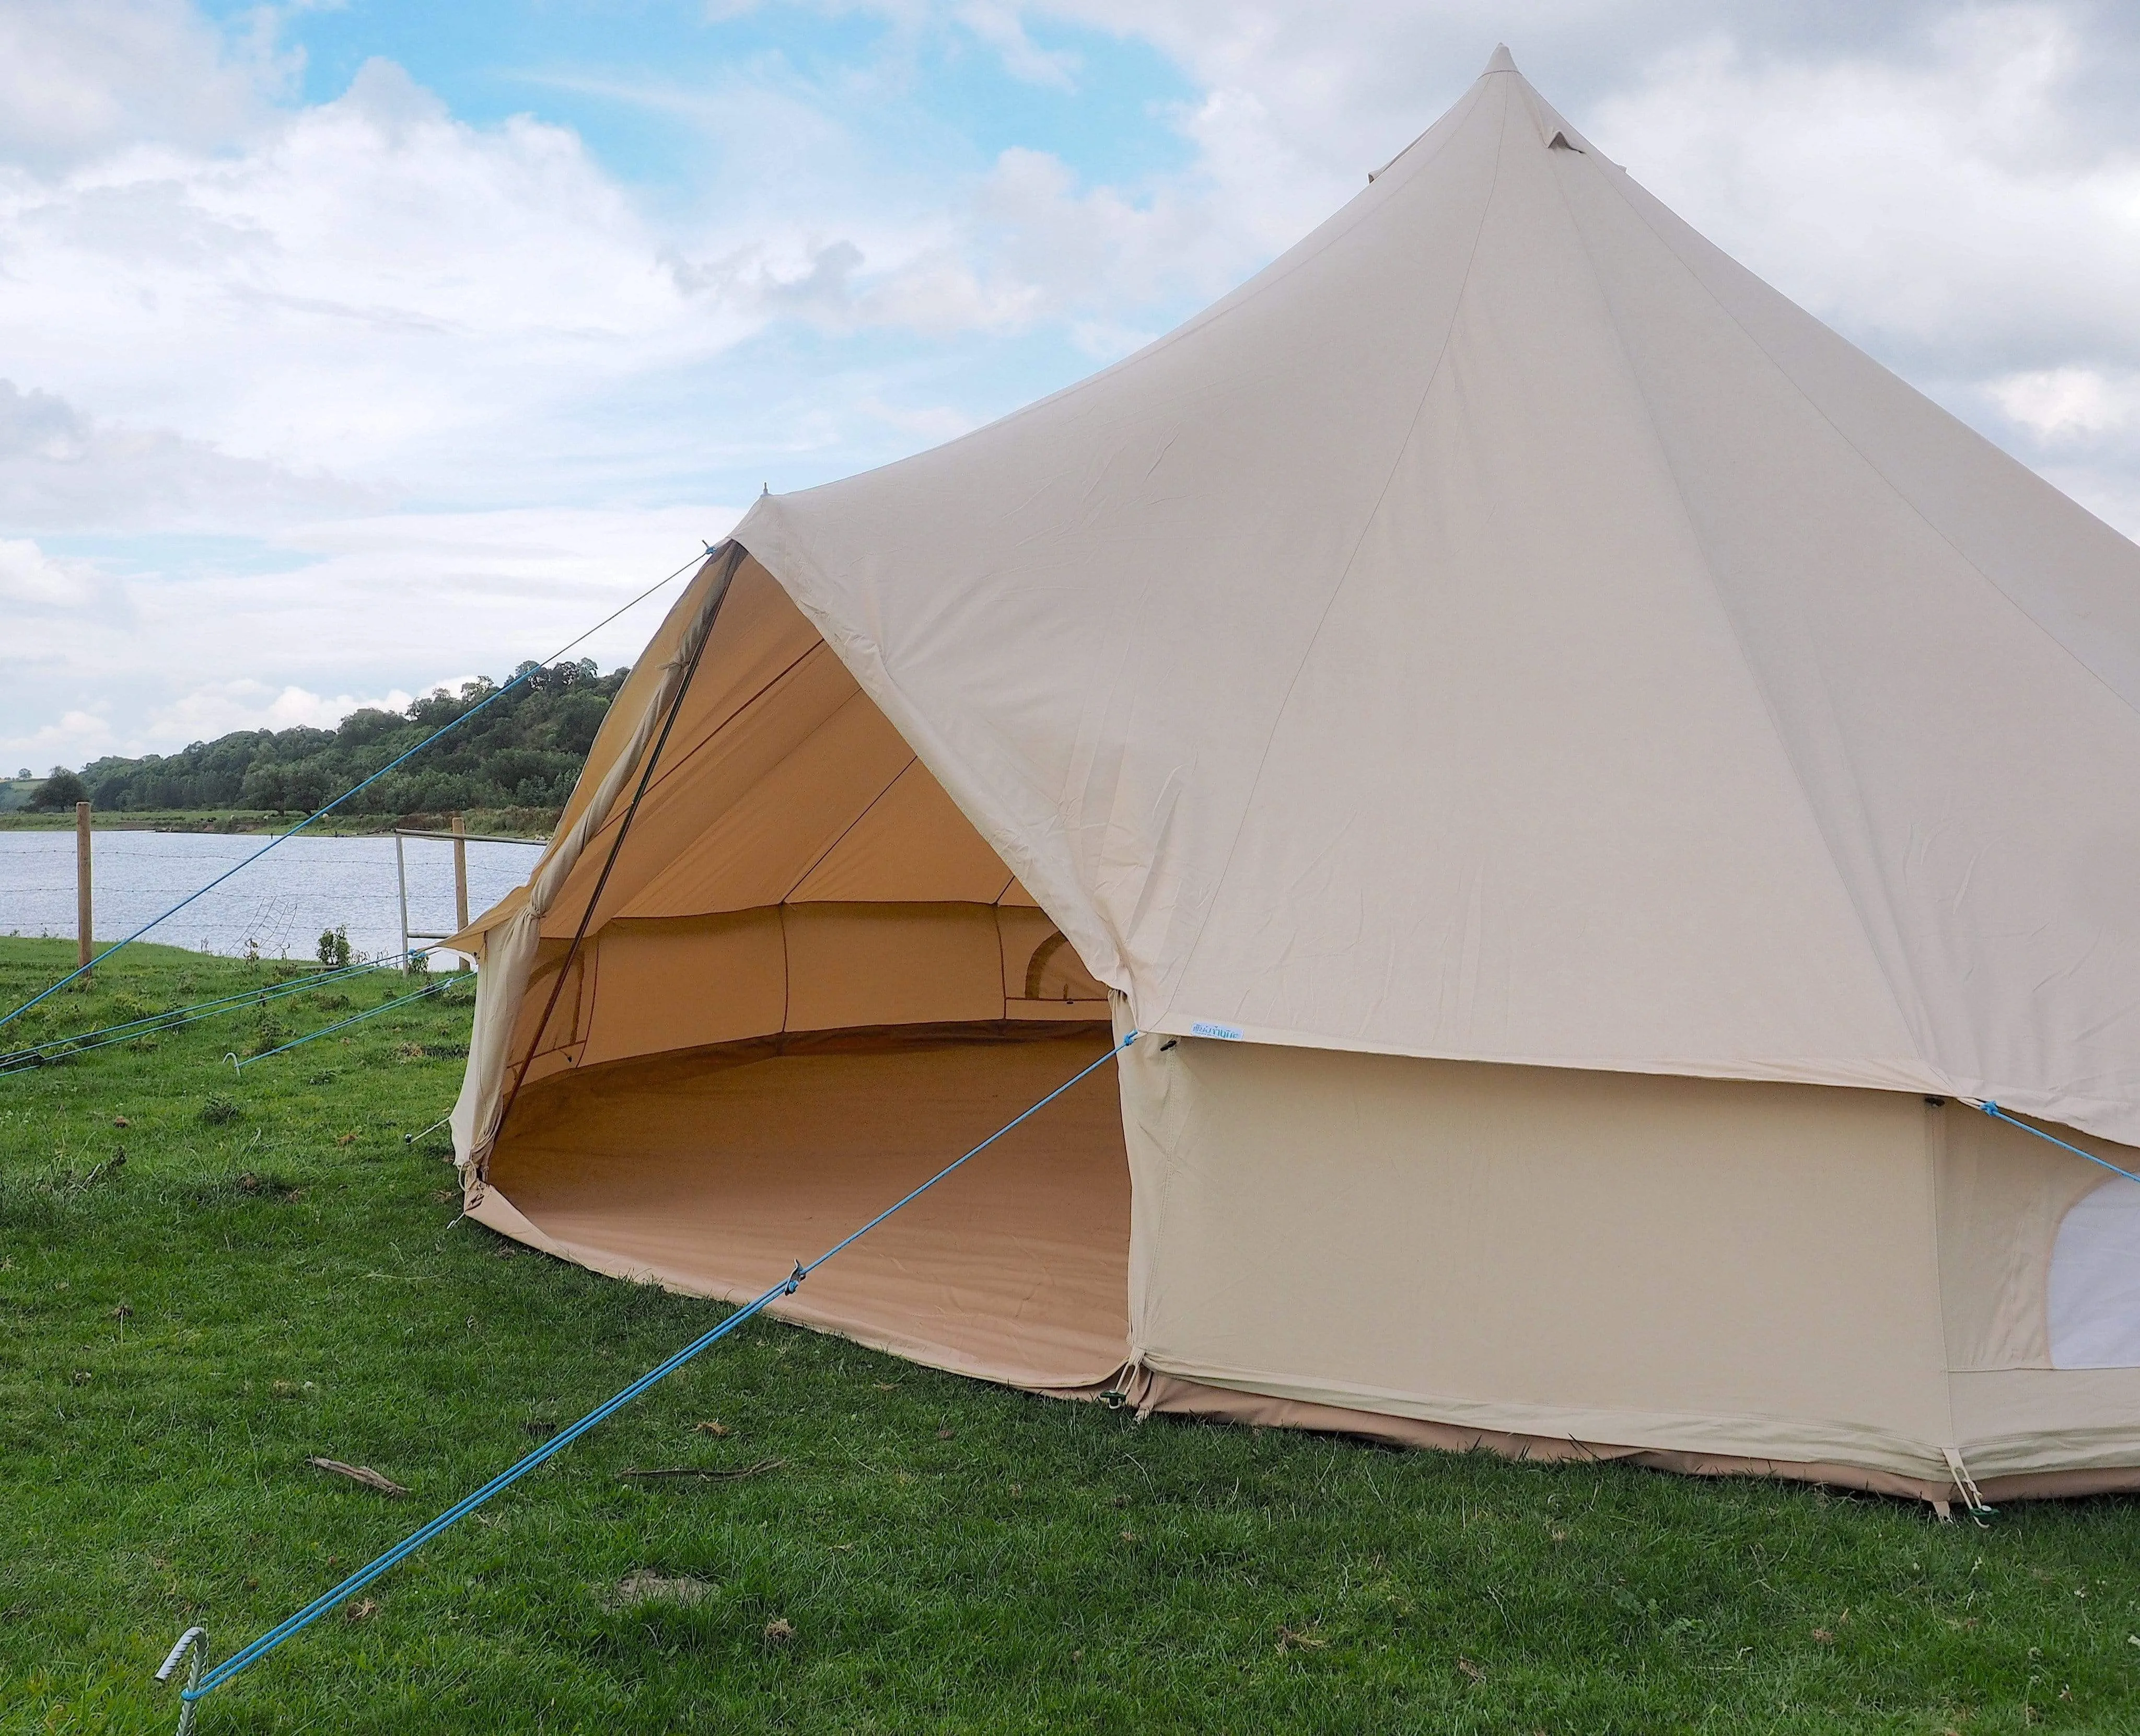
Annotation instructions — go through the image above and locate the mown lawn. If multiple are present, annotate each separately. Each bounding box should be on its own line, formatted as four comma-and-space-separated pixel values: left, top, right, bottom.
3, 935, 2137, 1733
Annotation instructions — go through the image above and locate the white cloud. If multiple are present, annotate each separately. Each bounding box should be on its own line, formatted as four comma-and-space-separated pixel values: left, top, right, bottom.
1587, 13, 2140, 371
0, 57, 755, 495
144, 680, 422, 747
0, 535, 99, 606
16, 3, 2122, 494
963, 143, 1235, 319
955, 1, 1082, 88
635, 2, 2140, 417
856, 396, 982, 441
0, 379, 377, 531
0, 707, 114, 770
657, 136, 1261, 351
1993, 368, 2140, 442
0, 0, 292, 172
883, 0, 2140, 532
1, 505, 736, 762
1575, 7, 2140, 531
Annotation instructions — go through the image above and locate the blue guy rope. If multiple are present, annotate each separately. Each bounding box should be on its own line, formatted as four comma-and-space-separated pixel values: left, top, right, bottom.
232, 975, 470, 1069
169, 1030, 1136, 1720
4, 967, 412, 1074
1972, 1099, 2140, 1189
2, 546, 714, 1036
0, 953, 420, 1070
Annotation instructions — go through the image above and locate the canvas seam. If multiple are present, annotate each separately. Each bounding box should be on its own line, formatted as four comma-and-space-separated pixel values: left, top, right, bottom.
1152, 76, 1514, 1029
780, 738, 1013, 910
878, 79, 1497, 466
1539, 115, 1933, 1067
777, 752, 921, 903
777, 900, 791, 1033
1922, 1100, 1963, 1446
752, 545, 1133, 996
1596, 166, 2140, 725
571, 640, 830, 867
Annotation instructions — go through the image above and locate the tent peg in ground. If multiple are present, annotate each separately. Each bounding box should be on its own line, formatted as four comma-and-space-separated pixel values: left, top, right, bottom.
155, 1627, 209, 1735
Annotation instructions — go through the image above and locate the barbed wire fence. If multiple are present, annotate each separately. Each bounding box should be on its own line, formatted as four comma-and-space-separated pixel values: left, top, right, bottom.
0, 833, 542, 963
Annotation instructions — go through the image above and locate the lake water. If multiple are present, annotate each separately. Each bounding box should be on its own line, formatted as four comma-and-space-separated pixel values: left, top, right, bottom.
0, 829, 545, 965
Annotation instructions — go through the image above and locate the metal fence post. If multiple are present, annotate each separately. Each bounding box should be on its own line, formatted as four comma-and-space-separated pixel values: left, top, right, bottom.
395, 830, 411, 965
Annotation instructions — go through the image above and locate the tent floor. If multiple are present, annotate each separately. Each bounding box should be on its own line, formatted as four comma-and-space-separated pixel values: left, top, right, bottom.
476, 1023, 1131, 1390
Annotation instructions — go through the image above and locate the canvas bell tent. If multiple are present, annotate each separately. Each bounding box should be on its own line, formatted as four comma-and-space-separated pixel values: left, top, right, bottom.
449, 48, 2140, 1508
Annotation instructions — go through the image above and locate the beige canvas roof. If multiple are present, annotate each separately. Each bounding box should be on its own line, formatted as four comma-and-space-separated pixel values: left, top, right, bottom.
723, 47, 2140, 1147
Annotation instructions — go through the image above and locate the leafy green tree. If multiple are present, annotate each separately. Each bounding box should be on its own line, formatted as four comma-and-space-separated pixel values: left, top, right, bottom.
238, 763, 286, 813
29, 768, 88, 810
77, 661, 630, 820
282, 764, 331, 816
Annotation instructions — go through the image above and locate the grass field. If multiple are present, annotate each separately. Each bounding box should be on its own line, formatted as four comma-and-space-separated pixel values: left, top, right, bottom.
4, 935, 2138, 1733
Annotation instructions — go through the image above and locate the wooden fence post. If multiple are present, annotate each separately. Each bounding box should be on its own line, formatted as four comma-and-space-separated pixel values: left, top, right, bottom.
395, 830, 411, 964
75, 800, 92, 973
452, 811, 470, 933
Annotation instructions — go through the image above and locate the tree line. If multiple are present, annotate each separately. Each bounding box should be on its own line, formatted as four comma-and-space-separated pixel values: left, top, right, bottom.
27, 660, 627, 817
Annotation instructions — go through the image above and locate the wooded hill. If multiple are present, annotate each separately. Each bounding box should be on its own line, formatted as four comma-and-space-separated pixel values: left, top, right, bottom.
66, 660, 627, 817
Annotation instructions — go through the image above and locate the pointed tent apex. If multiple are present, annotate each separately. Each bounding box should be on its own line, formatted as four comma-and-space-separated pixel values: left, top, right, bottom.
1484, 44, 1517, 75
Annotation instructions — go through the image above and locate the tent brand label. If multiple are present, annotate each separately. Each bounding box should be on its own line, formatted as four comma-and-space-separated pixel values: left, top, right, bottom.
1190, 1022, 1245, 1041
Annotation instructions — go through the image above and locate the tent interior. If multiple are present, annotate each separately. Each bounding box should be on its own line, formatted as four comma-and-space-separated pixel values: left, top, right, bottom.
474, 555, 1132, 1391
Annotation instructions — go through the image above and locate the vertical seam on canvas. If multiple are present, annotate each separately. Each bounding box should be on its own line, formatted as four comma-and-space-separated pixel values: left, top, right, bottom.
1537, 111, 1932, 1067
1151, 80, 1515, 1030
1924, 1100, 1963, 1446
777, 900, 792, 1033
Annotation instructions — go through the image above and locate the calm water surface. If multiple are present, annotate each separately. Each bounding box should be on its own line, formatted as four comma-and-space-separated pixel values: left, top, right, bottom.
0, 830, 544, 963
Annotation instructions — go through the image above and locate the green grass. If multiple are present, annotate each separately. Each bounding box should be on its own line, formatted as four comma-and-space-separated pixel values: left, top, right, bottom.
3, 935, 2138, 1733
0, 809, 295, 833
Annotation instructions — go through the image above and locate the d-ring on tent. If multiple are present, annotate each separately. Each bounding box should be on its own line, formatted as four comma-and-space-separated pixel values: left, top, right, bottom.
448, 47, 2140, 1509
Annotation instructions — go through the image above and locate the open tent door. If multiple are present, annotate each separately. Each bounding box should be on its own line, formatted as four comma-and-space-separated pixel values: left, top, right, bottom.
463, 555, 1131, 1391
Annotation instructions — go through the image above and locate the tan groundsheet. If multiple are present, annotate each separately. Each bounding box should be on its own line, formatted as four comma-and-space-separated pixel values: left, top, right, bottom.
733, 50, 2140, 1146
476, 1027, 1129, 1389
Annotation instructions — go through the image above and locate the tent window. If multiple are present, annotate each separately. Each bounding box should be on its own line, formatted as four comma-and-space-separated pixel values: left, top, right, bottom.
2048, 1179, 2140, 1368
1023, 929, 1108, 1004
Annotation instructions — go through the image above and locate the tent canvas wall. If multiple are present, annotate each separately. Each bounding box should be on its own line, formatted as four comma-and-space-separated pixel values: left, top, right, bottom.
451, 49, 2140, 1507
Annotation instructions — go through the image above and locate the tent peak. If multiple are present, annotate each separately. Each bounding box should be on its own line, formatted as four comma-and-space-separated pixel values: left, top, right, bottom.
1483, 43, 1518, 75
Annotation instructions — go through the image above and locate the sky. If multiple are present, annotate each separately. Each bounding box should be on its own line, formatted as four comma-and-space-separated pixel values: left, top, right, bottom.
3, 0, 2138, 772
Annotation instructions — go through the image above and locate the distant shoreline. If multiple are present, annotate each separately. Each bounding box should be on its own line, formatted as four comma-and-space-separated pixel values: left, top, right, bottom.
0, 806, 557, 840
